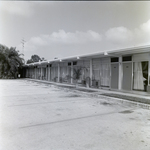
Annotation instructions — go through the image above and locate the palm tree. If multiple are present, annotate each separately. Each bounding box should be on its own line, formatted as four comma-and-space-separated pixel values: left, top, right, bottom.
73, 66, 88, 87
73, 67, 83, 82
0, 44, 24, 78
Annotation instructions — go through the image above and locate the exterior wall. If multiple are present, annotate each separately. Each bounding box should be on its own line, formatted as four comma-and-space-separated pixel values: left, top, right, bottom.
132, 53, 150, 62
60, 62, 68, 82
72, 60, 90, 84
82, 60, 90, 79
92, 57, 110, 88
37, 67, 40, 79
23, 50, 150, 93
92, 58, 100, 80
50, 63, 58, 82
100, 57, 110, 87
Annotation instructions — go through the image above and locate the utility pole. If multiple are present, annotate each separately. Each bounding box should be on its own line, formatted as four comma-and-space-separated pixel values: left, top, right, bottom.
21, 38, 26, 60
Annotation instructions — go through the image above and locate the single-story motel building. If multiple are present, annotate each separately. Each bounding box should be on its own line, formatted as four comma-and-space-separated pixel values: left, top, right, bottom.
22, 45, 150, 93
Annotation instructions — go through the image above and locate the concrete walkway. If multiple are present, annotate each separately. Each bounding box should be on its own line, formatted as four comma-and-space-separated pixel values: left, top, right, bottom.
26, 78, 150, 108
0, 79, 150, 150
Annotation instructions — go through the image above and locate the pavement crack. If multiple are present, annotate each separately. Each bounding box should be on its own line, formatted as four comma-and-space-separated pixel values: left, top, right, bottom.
8, 99, 89, 107
20, 111, 117, 129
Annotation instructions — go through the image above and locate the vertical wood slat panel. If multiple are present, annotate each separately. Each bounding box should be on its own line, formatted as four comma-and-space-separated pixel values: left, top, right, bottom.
83, 60, 90, 68
93, 58, 100, 69
133, 53, 149, 62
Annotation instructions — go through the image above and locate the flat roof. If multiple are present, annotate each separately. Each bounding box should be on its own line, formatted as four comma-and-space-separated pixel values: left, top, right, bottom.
25, 45, 150, 66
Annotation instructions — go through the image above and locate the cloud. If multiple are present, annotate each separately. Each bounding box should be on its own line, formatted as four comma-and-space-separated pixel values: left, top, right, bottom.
105, 26, 133, 43
140, 19, 150, 32
0, 2, 34, 17
17, 19, 150, 61
16, 30, 102, 60
50, 30, 102, 44
30, 37, 48, 46
26, 30, 102, 47
105, 19, 150, 46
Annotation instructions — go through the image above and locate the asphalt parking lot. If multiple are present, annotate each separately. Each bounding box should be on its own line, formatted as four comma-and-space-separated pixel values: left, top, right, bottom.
0, 79, 150, 150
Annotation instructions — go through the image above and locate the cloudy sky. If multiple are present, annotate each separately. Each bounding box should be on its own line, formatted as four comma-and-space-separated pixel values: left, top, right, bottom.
0, 1, 150, 61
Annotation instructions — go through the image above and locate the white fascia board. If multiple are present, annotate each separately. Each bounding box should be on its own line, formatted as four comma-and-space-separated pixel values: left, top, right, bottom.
26, 45, 150, 66
106, 45, 150, 56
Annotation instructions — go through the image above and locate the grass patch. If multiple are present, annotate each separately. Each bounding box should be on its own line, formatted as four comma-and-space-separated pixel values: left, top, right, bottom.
63, 94, 81, 98
119, 110, 134, 114
76, 89, 97, 93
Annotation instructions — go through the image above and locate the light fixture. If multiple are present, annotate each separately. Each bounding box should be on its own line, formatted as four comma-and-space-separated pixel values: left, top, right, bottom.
77, 56, 80, 59
60, 59, 62, 62
104, 52, 108, 55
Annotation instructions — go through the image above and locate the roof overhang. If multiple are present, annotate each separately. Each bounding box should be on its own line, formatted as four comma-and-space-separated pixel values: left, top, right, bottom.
24, 45, 150, 67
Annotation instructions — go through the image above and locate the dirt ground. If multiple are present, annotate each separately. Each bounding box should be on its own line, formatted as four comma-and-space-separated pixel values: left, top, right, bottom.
0, 79, 150, 150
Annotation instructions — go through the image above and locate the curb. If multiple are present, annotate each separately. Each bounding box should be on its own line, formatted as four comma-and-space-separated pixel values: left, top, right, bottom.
25, 78, 150, 110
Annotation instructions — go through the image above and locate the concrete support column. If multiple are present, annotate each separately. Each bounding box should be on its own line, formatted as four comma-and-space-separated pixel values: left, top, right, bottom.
39, 68, 40, 79
47, 66, 49, 81
30, 66, 32, 79
147, 56, 150, 92
46, 67, 48, 80
36, 67, 37, 79
47, 67, 49, 81
90, 59, 93, 86
41, 67, 43, 80
49, 66, 51, 81
28, 68, 29, 78
147, 54, 150, 92
27, 68, 28, 78
67, 66, 68, 75
58, 63, 60, 82
118, 56, 123, 90
30, 68, 31, 78
71, 62, 73, 84
25, 68, 28, 78
34, 67, 36, 79
32, 68, 34, 78
29, 68, 31, 78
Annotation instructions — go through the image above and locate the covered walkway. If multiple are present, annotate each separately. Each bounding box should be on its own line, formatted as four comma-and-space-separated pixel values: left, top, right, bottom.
26, 78, 150, 107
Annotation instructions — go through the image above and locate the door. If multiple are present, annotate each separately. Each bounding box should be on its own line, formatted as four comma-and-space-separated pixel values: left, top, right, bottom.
122, 62, 132, 90
111, 63, 119, 89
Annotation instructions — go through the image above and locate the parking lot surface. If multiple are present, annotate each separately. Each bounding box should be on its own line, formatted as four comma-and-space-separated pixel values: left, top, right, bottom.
0, 79, 150, 150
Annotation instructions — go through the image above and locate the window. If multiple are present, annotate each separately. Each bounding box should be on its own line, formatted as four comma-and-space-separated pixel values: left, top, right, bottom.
73, 61, 77, 65
111, 57, 119, 62
123, 56, 132, 62
68, 62, 71, 66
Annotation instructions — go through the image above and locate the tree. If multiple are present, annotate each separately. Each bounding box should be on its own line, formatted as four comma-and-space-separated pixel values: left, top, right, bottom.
72, 66, 89, 87
73, 67, 83, 82
0, 44, 24, 78
27, 54, 46, 64
26, 59, 33, 64
31, 55, 41, 62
